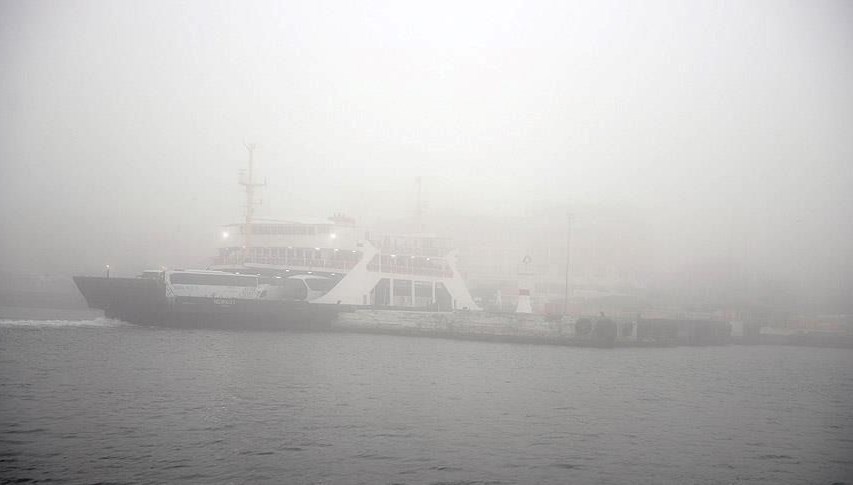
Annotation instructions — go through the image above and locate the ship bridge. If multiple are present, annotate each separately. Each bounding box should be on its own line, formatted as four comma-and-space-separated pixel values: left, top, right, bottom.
215, 218, 365, 273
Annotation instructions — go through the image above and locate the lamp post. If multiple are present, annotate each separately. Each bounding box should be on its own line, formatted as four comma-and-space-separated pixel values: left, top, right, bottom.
105, 264, 111, 278
563, 212, 572, 317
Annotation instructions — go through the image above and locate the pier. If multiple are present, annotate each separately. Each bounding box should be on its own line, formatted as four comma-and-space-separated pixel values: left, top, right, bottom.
333, 310, 746, 348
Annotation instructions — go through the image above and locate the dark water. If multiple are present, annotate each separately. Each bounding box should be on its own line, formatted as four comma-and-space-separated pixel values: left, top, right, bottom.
1, 318, 852, 484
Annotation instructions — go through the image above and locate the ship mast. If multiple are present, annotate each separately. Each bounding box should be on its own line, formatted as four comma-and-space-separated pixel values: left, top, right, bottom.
240, 143, 265, 264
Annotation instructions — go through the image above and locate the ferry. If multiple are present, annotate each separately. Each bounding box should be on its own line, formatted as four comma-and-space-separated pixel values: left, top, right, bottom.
73, 216, 481, 330
73, 145, 479, 330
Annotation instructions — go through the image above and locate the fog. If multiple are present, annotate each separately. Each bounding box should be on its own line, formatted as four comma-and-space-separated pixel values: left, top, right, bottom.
1, 0, 851, 311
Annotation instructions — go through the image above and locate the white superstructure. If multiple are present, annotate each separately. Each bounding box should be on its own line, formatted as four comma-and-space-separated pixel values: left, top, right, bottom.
165, 270, 260, 300
211, 216, 479, 310
207, 147, 479, 311
156, 269, 336, 303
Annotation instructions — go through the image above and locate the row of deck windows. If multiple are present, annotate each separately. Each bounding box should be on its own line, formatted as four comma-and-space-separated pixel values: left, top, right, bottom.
240, 224, 333, 236
369, 278, 454, 310
217, 247, 362, 269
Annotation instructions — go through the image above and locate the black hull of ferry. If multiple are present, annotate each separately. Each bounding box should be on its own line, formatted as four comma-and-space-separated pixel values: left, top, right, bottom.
72, 276, 341, 330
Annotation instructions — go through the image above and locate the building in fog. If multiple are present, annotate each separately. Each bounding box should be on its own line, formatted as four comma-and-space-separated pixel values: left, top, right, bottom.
416, 204, 654, 315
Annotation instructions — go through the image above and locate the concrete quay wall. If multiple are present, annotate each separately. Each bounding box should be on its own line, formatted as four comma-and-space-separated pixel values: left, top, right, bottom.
333, 310, 733, 347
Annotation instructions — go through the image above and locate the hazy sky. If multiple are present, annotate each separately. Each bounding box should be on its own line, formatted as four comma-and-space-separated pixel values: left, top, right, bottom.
1, 0, 851, 279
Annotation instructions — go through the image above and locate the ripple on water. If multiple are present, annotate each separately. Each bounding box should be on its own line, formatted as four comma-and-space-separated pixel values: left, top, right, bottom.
0, 318, 127, 328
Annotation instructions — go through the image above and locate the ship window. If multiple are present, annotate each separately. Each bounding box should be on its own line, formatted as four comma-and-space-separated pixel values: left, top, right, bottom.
414, 281, 432, 297
170, 273, 258, 287
393, 279, 412, 295
248, 224, 321, 235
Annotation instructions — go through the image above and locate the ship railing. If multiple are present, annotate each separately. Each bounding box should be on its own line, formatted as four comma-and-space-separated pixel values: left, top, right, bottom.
256, 257, 358, 270
215, 256, 359, 271
213, 255, 239, 265
370, 247, 451, 258
388, 296, 438, 307
365, 262, 453, 278
364, 241, 451, 257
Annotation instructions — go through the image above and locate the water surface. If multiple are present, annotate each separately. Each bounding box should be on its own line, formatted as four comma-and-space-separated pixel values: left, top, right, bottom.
1, 319, 851, 484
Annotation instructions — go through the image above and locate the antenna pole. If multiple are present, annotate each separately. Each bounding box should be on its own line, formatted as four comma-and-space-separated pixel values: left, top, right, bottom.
415, 176, 423, 231
563, 212, 572, 316
241, 143, 264, 264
